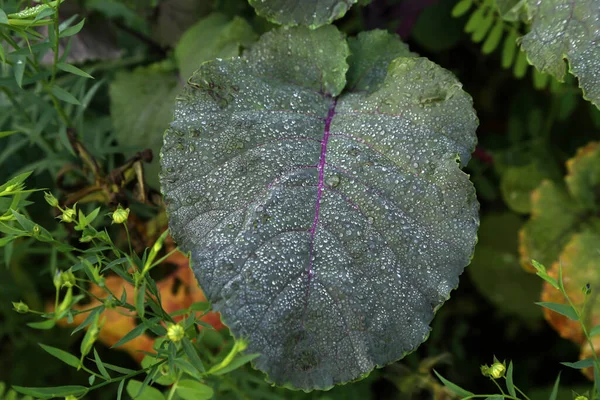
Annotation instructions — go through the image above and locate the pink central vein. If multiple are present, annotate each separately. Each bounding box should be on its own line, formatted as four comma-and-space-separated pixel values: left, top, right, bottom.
305, 97, 338, 293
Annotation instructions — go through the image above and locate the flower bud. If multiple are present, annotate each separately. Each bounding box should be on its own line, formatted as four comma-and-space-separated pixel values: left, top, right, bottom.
65, 396, 78, 400
489, 362, 506, 379
60, 269, 76, 288
167, 323, 185, 343
60, 207, 77, 223
12, 300, 29, 313
111, 205, 130, 224
33, 224, 40, 236
582, 283, 592, 295
44, 192, 59, 208
574, 396, 588, 400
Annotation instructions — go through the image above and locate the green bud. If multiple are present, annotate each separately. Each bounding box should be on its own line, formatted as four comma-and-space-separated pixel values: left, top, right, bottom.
167, 323, 185, 343
33, 224, 41, 236
59, 207, 77, 223
44, 192, 59, 207
111, 205, 130, 224
65, 396, 78, 400
582, 283, 592, 295
12, 300, 29, 313
489, 362, 506, 379
480, 364, 490, 377
574, 396, 589, 400
60, 269, 76, 288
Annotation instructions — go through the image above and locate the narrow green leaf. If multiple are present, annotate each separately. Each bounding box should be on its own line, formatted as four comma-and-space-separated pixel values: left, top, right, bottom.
176, 380, 213, 400
12, 385, 88, 398
125, 380, 164, 400
513, 50, 528, 79
50, 85, 80, 105
502, 29, 518, 69
59, 19, 85, 37
0, 8, 9, 24
117, 379, 125, 400
548, 372, 561, 400
210, 354, 260, 376
505, 362, 516, 397
0, 130, 18, 138
101, 362, 136, 375
482, 19, 503, 54
111, 319, 158, 349
464, 5, 484, 33
174, 359, 203, 380
433, 370, 474, 397
39, 343, 80, 369
590, 324, 600, 337
182, 337, 205, 373
13, 55, 26, 88
561, 358, 595, 369
57, 62, 93, 79
535, 302, 579, 320
93, 348, 111, 379
135, 281, 146, 319
451, 0, 473, 17
532, 68, 550, 89
472, 10, 494, 43
27, 319, 56, 330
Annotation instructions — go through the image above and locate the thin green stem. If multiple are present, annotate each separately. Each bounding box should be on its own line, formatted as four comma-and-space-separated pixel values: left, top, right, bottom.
124, 223, 134, 260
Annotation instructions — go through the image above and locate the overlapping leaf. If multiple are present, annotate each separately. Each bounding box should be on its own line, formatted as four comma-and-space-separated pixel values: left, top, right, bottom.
161, 26, 479, 390
110, 13, 256, 188
519, 142, 600, 271
248, 0, 358, 28
520, 0, 600, 109
469, 213, 542, 323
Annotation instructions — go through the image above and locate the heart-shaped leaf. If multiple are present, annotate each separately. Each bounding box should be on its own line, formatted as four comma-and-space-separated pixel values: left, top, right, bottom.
160, 26, 479, 390
248, 0, 358, 28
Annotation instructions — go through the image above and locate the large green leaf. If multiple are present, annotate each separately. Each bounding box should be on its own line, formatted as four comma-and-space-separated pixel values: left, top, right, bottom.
110, 63, 181, 189
175, 13, 257, 81
160, 26, 479, 390
248, 0, 358, 28
469, 213, 542, 323
520, 0, 600, 109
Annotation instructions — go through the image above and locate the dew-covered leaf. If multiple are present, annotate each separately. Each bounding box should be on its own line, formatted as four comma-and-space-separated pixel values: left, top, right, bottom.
160, 26, 479, 390
520, 0, 600, 109
175, 13, 257, 81
248, 0, 358, 28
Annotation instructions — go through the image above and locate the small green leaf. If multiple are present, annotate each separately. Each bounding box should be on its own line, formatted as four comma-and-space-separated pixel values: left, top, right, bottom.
532, 68, 550, 90
464, 5, 484, 33
39, 343, 80, 369
50, 85, 81, 105
57, 62, 93, 79
13, 55, 26, 88
433, 370, 474, 397
590, 324, 600, 337
176, 380, 213, 400
27, 319, 56, 330
117, 379, 125, 400
502, 29, 518, 69
513, 50, 528, 79
59, 19, 85, 37
505, 361, 516, 397
451, 0, 473, 17
210, 354, 260, 376
0, 130, 19, 138
561, 358, 595, 369
135, 281, 146, 319
12, 385, 88, 398
125, 380, 165, 400
182, 337, 205, 373
482, 19, 503, 54
471, 10, 494, 43
93, 348, 111, 379
0, 8, 9, 24
548, 372, 561, 400
535, 302, 579, 320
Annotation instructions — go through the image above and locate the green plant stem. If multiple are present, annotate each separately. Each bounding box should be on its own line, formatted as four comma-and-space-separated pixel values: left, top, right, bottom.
124, 223, 134, 260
